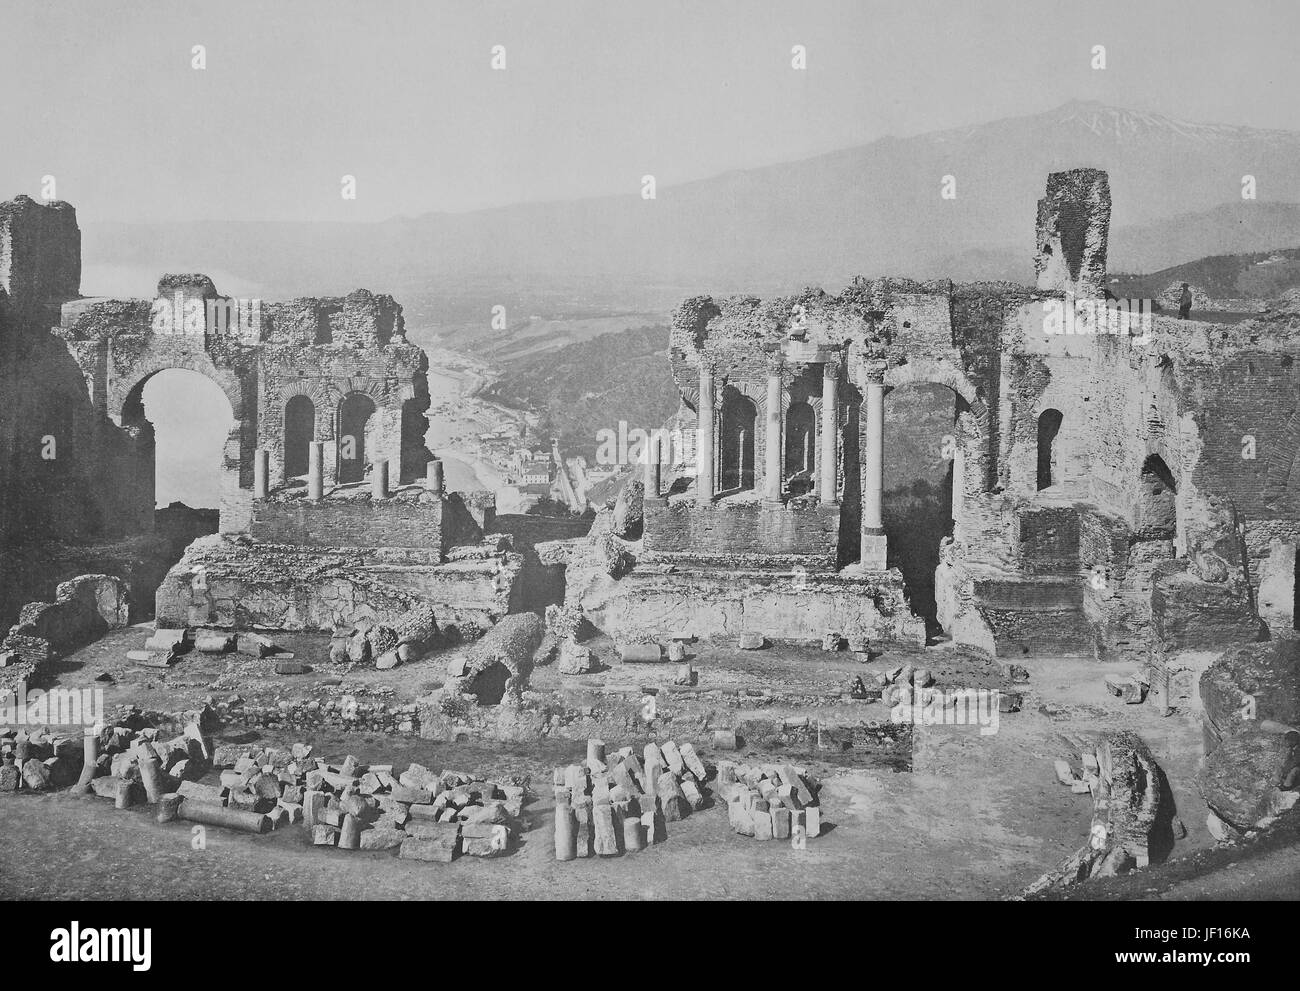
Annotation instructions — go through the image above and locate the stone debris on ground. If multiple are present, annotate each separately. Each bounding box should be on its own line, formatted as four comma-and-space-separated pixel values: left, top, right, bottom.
134, 627, 296, 668
1104, 675, 1148, 704
717, 761, 821, 847
557, 638, 596, 674
552, 738, 711, 861
0, 709, 216, 800
205, 741, 525, 860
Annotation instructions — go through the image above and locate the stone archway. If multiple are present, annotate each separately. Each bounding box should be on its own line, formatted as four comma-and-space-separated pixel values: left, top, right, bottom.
113, 349, 254, 534
337, 392, 377, 485
283, 394, 315, 479
718, 387, 757, 493
883, 357, 991, 490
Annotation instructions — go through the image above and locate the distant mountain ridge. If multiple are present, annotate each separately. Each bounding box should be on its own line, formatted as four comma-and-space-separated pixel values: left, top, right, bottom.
81, 100, 1300, 300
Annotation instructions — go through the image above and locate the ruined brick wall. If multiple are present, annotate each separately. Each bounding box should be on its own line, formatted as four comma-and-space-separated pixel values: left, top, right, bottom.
249, 494, 444, 551
0, 196, 79, 324
1034, 168, 1110, 298
643, 500, 839, 567
0, 197, 154, 629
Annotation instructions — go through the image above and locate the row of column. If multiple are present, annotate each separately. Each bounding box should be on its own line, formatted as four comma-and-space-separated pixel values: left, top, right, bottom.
690, 363, 841, 505
252, 447, 445, 502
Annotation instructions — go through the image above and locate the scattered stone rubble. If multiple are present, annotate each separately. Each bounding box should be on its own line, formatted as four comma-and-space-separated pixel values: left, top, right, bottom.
328, 604, 439, 670
552, 738, 710, 860
1, 709, 216, 797
129, 627, 302, 670
718, 761, 821, 845
203, 742, 525, 860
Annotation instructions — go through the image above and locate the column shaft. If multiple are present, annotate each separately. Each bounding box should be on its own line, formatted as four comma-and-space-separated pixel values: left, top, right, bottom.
860, 380, 887, 568
253, 448, 269, 499
308, 441, 324, 501
819, 369, 838, 503
696, 368, 715, 501
643, 431, 658, 497
425, 458, 444, 493
764, 373, 782, 502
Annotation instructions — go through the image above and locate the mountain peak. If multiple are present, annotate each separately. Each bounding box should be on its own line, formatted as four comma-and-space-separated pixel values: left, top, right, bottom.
1044, 99, 1295, 144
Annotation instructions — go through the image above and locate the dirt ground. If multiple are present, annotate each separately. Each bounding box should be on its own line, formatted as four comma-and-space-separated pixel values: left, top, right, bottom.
0, 629, 1249, 901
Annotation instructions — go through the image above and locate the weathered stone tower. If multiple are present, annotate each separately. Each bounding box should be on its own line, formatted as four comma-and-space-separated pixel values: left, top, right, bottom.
1034, 168, 1111, 298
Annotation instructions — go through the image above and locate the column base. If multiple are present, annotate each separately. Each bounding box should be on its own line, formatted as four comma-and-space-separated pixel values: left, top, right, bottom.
860, 531, 888, 570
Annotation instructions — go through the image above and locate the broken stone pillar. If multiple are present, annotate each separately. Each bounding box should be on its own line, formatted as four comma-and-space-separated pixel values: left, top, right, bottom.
371, 459, 389, 499
860, 375, 887, 569
1034, 168, 1111, 299
696, 364, 715, 502
308, 441, 324, 501
820, 363, 838, 504
554, 802, 577, 861
764, 364, 783, 503
425, 457, 444, 493
642, 430, 659, 498
253, 448, 269, 499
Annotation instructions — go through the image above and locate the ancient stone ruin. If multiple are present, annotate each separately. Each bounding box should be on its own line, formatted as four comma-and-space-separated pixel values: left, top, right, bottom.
3, 167, 1300, 897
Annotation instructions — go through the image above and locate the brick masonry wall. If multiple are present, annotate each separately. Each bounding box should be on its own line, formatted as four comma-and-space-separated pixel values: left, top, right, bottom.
644, 499, 839, 566
250, 496, 443, 550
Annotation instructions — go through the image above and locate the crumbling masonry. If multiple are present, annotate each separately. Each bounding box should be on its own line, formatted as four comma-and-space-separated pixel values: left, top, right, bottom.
0, 195, 521, 658
6, 170, 1300, 707
574, 168, 1300, 707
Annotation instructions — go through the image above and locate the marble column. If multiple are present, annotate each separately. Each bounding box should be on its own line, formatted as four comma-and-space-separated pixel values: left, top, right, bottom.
425, 458, 444, 493
371, 459, 389, 499
308, 442, 324, 501
253, 448, 268, 499
696, 366, 715, 502
764, 370, 783, 503
643, 430, 659, 497
860, 377, 887, 568
952, 444, 964, 526
819, 364, 838, 504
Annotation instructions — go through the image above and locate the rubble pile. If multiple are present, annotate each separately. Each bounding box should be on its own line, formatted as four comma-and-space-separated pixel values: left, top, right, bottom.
328, 605, 439, 670
879, 664, 935, 704
717, 761, 822, 844
128, 628, 301, 670
552, 738, 710, 860
2, 707, 215, 796
206, 742, 526, 860
0, 729, 88, 792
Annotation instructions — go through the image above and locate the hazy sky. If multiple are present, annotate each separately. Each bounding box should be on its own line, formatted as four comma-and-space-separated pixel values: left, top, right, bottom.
2, 0, 1297, 223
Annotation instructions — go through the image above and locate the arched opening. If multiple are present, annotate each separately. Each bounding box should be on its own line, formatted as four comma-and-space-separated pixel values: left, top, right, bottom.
337, 393, 376, 485
884, 382, 961, 636
1037, 409, 1064, 490
283, 395, 315, 479
120, 370, 233, 614
1136, 454, 1177, 543
784, 400, 816, 495
135, 369, 235, 510
718, 390, 756, 493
